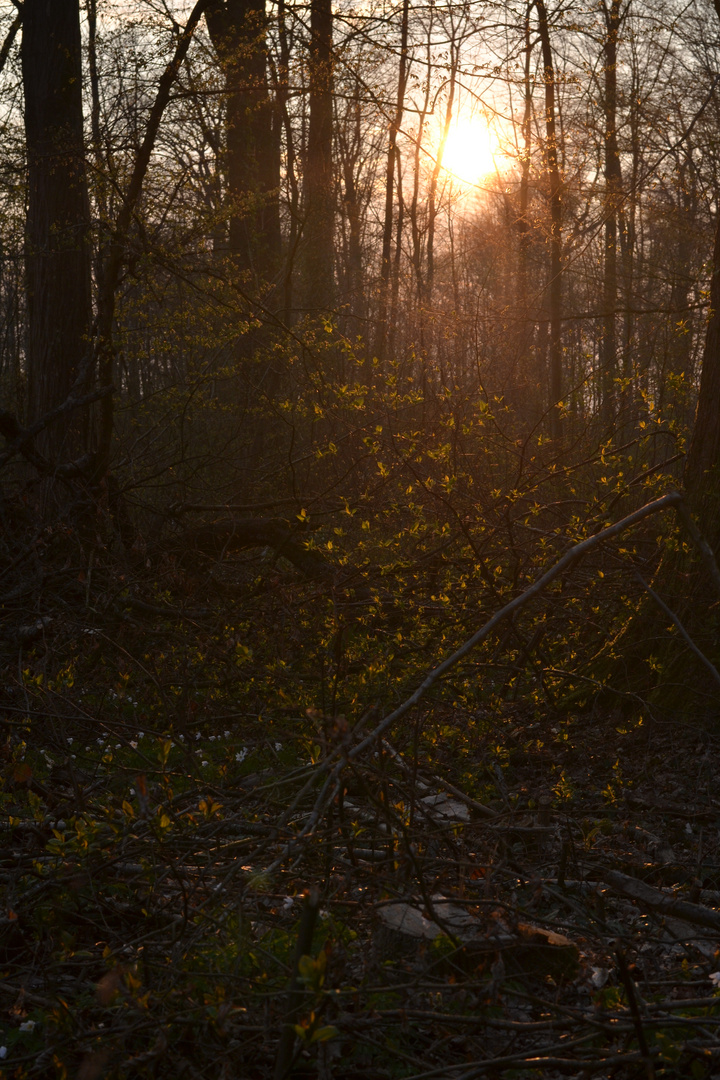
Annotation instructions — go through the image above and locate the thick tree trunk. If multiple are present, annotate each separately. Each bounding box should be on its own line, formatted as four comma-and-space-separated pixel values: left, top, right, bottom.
300, 0, 335, 314
22, 0, 92, 461
206, 0, 281, 286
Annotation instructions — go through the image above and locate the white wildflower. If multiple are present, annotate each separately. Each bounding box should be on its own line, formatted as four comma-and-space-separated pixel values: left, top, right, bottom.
129, 741, 138, 750
0, 1046, 7, 1058
201, 760, 208, 767
275, 742, 283, 752
19, 1020, 35, 1033
283, 896, 294, 910
235, 748, 248, 763
710, 971, 720, 987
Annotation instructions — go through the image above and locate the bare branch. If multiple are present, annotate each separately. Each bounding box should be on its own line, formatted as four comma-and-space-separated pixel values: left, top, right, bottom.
0, 10, 21, 77
635, 571, 720, 690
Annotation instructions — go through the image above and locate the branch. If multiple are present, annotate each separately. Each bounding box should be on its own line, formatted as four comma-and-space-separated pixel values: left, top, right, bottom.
0, 11, 21, 78
265, 490, 684, 872
675, 501, 720, 599
0, 385, 113, 473
180, 519, 332, 581
635, 572, 720, 690
168, 499, 300, 515
602, 868, 720, 932
349, 490, 684, 759
94, 0, 212, 476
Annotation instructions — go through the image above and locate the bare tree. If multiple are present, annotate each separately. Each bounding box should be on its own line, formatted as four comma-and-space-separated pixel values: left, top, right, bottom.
206, 0, 281, 286
300, 0, 335, 314
535, 0, 563, 442
22, 0, 92, 462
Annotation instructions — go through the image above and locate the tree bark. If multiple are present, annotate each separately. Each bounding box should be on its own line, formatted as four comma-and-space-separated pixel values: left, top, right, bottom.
684, 208, 720, 548
375, 0, 409, 360
535, 0, 563, 442
600, 0, 623, 427
300, 0, 335, 314
684, 0, 720, 548
206, 0, 281, 286
22, 0, 92, 461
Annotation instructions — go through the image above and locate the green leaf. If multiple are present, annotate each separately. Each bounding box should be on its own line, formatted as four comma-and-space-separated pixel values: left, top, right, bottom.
310, 1025, 339, 1044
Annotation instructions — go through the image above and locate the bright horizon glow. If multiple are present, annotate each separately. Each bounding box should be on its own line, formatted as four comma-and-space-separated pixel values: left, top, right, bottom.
441, 120, 499, 184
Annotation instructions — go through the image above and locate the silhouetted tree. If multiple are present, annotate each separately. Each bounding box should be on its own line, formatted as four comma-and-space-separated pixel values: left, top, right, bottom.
22, 0, 92, 461
206, 0, 281, 287
300, 0, 335, 313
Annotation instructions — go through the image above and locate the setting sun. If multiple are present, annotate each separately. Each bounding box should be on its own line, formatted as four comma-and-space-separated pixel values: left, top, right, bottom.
442, 121, 498, 184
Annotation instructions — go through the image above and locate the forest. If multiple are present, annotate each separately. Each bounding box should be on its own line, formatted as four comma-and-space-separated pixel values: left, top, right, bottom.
2, 0, 720, 1075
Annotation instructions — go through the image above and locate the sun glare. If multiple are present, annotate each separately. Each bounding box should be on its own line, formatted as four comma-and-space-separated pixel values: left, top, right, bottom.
441, 122, 498, 184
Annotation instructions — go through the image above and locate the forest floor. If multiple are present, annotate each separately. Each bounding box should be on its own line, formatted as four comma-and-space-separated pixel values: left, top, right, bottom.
1, 544, 720, 1079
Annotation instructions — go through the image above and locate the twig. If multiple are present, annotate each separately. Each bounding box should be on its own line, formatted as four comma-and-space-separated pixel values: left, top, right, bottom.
273, 888, 321, 1080
616, 947, 655, 1079
635, 572, 720, 689
675, 500, 720, 599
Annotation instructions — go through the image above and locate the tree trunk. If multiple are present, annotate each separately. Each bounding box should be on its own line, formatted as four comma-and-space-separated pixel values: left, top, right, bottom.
300, 0, 335, 314
206, 0, 281, 287
684, 209, 720, 549
375, 0, 409, 361
22, 0, 92, 462
535, 0, 563, 443
600, 0, 623, 428
684, 0, 720, 549
512, 4, 536, 422
277, 0, 300, 324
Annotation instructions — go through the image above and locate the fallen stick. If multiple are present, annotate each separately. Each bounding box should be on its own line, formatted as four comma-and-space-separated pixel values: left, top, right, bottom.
601, 868, 720, 932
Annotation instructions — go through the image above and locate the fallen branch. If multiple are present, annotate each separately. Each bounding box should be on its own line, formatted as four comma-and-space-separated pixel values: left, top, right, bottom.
180, 518, 332, 580
601, 868, 720, 932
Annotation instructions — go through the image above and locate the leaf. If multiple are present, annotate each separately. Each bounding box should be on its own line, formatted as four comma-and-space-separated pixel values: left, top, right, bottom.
297, 955, 315, 980
12, 763, 32, 784
310, 1025, 338, 1044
